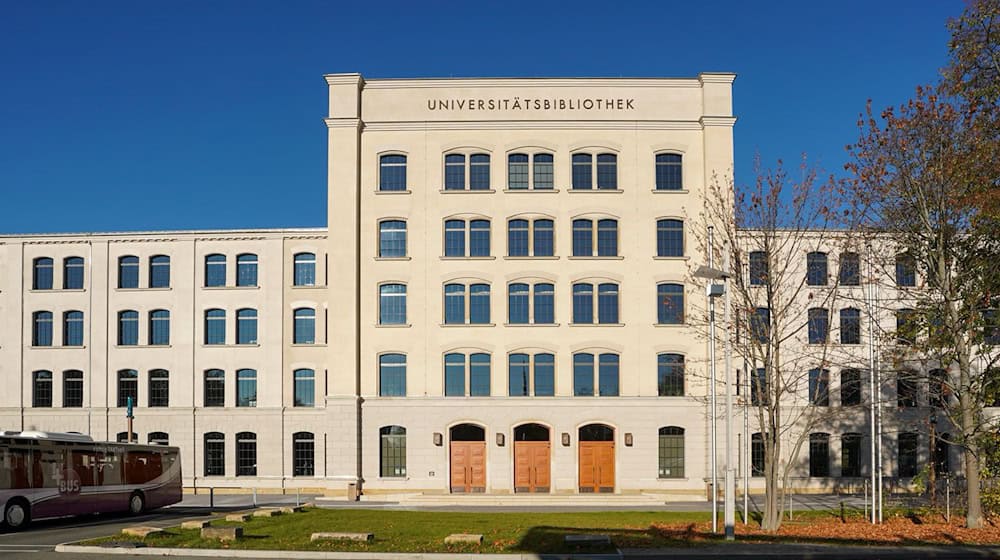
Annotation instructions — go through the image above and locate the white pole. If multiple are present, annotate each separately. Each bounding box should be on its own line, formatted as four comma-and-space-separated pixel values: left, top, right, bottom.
724, 247, 735, 540
866, 242, 877, 524
743, 357, 750, 524
708, 226, 718, 533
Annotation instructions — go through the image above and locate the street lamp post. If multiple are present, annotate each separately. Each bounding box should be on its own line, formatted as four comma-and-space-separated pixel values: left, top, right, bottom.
694, 227, 733, 539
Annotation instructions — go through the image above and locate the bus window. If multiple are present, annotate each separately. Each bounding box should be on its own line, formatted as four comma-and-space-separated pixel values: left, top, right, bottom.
97, 451, 122, 486
72, 450, 98, 487
126, 451, 163, 484
2, 447, 32, 490
32, 448, 64, 488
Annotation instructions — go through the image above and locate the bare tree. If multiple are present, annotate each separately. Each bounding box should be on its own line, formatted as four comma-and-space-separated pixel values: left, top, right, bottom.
700, 156, 865, 531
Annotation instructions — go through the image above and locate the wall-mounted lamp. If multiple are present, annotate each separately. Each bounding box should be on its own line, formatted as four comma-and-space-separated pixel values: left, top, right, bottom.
433, 432, 443, 446
496, 433, 505, 447
624, 433, 634, 447
561, 433, 571, 447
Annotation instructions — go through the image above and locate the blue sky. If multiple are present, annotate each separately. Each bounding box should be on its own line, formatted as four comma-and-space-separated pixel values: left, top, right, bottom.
0, 1, 959, 233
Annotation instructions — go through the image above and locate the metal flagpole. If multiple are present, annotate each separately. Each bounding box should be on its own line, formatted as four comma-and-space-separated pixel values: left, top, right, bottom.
743, 356, 750, 524
724, 248, 735, 540
708, 226, 718, 533
866, 243, 877, 524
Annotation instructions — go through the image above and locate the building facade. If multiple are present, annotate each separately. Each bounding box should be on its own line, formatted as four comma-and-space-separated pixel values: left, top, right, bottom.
2, 74, 970, 499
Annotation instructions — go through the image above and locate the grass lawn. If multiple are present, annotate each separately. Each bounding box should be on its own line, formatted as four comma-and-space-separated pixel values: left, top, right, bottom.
86, 508, 716, 554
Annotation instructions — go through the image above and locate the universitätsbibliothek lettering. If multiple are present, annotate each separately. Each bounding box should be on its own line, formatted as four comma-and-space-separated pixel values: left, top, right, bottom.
427, 98, 636, 111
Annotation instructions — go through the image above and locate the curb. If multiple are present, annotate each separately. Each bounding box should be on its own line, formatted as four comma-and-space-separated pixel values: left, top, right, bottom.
54, 544, 621, 560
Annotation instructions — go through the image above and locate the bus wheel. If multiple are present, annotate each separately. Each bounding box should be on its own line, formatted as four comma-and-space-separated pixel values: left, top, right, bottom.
3, 499, 30, 530
128, 492, 145, 515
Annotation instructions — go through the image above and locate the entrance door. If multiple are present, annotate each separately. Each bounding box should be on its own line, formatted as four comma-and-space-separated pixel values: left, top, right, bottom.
450, 424, 486, 493
578, 424, 615, 493
514, 423, 550, 493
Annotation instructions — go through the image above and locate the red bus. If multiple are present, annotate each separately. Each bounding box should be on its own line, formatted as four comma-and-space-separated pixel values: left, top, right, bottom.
0, 431, 182, 530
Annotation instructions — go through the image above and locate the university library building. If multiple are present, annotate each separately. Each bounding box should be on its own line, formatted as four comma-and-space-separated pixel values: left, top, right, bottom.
0, 74, 958, 501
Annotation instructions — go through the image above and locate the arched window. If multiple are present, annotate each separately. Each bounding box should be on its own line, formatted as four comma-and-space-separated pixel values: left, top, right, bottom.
507, 218, 549, 256
293, 252, 316, 286
148, 432, 169, 446
379, 284, 407, 325
379, 354, 406, 397
896, 308, 916, 345
149, 255, 170, 288
508, 282, 555, 325
807, 308, 829, 344
806, 252, 828, 286
572, 282, 619, 324
204, 254, 226, 287
751, 433, 765, 476
839, 252, 860, 286
445, 153, 466, 190
655, 153, 683, 191
508, 153, 529, 189
752, 307, 770, 343
33, 257, 53, 290
571, 153, 592, 190
63, 256, 85, 289
149, 309, 170, 345
840, 308, 861, 344
573, 353, 619, 396
596, 153, 618, 189
148, 369, 169, 407
897, 370, 918, 407
378, 220, 407, 258
809, 433, 830, 477
236, 432, 257, 476
657, 353, 684, 397
657, 283, 685, 325
508, 352, 555, 396
63, 370, 84, 407
117, 369, 138, 408
204, 432, 225, 476
443, 283, 490, 325
293, 368, 315, 407
118, 255, 139, 289
236, 368, 257, 407
293, 432, 315, 476
63, 310, 84, 346
236, 253, 258, 287
116, 431, 138, 443
380, 426, 407, 477
443, 353, 491, 397
236, 308, 258, 345
656, 219, 684, 257
929, 368, 949, 408
379, 154, 407, 191
117, 310, 139, 346
293, 308, 316, 344
658, 426, 685, 478
572, 218, 618, 256
204, 308, 225, 345
32, 311, 52, 346
32, 370, 52, 407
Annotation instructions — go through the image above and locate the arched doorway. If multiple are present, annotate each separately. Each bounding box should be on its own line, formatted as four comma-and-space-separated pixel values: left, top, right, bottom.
579, 423, 614, 493
513, 423, 550, 493
450, 423, 486, 493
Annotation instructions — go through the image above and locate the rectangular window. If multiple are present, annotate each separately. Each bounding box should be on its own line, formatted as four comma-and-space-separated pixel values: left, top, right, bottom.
293, 369, 315, 407
118, 256, 139, 289
444, 284, 465, 324
444, 154, 465, 190
508, 220, 529, 256
808, 308, 828, 344
808, 368, 830, 406
236, 254, 258, 287
533, 154, 553, 189
64, 257, 85, 289
117, 370, 138, 408
507, 154, 529, 190
597, 283, 619, 324
572, 220, 592, 256
236, 433, 257, 476
379, 154, 407, 191
896, 255, 916, 287
572, 284, 593, 324
839, 253, 860, 286
534, 353, 555, 396
748, 251, 768, 285
898, 432, 918, 477
469, 284, 490, 324
533, 220, 554, 256
573, 354, 594, 396
205, 310, 225, 345
205, 255, 226, 287
293, 433, 315, 476
656, 220, 684, 257
806, 252, 828, 286
33, 371, 52, 407
379, 354, 406, 397
533, 283, 555, 324
469, 354, 491, 397
445, 220, 466, 257
657, 284, 685, 325
380, 427, 406, 477
572, 154, 592, 190
149, 255, 170, 288
470, 154, 490, 190
842, 434, 863, 477
379, 221, 407, 258
657, 354, 684, 397
149, 310, 170, 345
809, 434, 830, 477
508, 354, 530, 397
598, 353, 619, 396
508, 283, 529, 324
294, 253, 317, 285
33, 258, 53, 290
841, 368, 861, 406
596, 219, 618, 256
596, 154, 617, 189
118, 311, 139, 346
655, 153, 683, 191
204, 370, 225, 407
148, 370, 169, 407
204, 433, 225, 476
658, 428, 685, 478
236, 309, 258, 344
63, 311, 84, 346
469, 220, 491, 257
840, 308, 861, 344
444, 354, 465, 396
33, 311, 53, 346
237, 369, 257, 407
293, 309, 316, 344
63, 370, 84, 407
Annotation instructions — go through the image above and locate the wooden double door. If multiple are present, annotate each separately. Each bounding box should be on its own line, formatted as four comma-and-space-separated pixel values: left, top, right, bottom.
514, 441, 551, 493
579, 441, 615, 493
450, 441, 486, 493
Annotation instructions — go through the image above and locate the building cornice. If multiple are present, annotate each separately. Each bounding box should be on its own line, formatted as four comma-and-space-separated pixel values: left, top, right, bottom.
324, 118, 362, 129
324, 73, 364, 86
361, 77, 705, 90
699, 116, 737, 127
5, 227, 327, 242
698, 72, 737, 84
